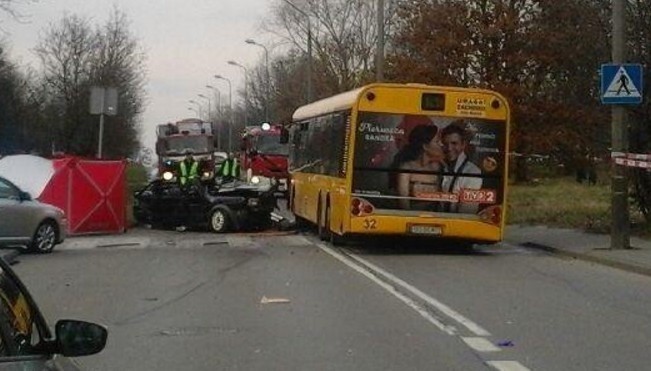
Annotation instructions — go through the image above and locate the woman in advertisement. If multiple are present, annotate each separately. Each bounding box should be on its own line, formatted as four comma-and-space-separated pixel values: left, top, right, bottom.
390, 124, 444, 210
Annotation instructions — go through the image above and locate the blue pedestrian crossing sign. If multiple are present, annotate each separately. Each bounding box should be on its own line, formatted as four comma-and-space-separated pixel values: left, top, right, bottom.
601, 64, 643, 104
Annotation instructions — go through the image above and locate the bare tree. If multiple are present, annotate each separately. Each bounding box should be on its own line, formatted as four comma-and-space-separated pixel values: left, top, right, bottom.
34, 10, 146, 157
627, 0, 651, 223
267, 0, 399, 97
92, 8, 147, 157
0, 43, 25, 153
35, 14, 98, 154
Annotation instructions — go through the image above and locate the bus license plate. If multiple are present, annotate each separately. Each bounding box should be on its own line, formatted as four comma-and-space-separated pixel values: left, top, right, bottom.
409, 225, 442, 235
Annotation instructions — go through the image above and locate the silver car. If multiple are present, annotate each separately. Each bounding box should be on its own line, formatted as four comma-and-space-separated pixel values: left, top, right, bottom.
0, 176, 67, 253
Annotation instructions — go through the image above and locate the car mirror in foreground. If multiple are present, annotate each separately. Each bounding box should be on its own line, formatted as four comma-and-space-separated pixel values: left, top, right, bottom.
55, 319, 108, 357
19, 191, 32, 201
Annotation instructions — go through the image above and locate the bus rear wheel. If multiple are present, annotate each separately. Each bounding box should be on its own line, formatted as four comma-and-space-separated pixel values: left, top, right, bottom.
325, 205, 345, 246
317, 200, 328, 241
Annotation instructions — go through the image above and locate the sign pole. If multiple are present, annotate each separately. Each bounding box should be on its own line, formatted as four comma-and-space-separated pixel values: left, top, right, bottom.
91, 86, 118, 159
98, 91, 105, 159
611, 0, 630, 249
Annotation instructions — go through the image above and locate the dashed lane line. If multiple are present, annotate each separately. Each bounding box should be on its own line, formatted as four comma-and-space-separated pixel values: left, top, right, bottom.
316, 242, 532, 370
344, 248, 491, 337
487, 361, 531, 371
316, 243, 457, 335
462, 337, 501, 352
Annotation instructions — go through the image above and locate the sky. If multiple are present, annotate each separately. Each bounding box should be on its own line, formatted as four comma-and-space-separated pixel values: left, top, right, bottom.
1, 0, 276, 152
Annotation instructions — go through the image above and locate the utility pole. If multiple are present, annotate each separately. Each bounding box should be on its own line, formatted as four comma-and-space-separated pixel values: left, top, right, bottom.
611, 0, 630, 249
376, 0, 385, 82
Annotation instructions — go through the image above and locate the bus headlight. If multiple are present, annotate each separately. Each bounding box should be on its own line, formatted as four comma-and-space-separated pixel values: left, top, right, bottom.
162, 171, 174, 181
251, 176, 261, 184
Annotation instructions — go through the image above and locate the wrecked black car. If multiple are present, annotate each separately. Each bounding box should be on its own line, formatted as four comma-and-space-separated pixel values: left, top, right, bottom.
133, 178, 277, 233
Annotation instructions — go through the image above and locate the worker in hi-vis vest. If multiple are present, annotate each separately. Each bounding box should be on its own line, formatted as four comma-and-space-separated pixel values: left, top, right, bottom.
179, 149, 199, 188
218, 152, 240, 182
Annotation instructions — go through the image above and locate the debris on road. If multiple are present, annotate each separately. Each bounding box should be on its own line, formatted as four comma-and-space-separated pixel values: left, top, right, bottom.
260, 296, 291, 304
497, 340, 515, 347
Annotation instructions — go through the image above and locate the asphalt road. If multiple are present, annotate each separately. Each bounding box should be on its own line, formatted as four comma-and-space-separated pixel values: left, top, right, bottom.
11, 229, 651, 370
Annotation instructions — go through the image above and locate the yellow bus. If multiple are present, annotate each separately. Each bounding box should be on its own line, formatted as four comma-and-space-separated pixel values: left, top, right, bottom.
286, 83, 510, 245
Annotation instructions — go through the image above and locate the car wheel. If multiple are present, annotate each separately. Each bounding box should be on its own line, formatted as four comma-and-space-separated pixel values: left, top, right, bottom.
209, 209, 231, 233
29, 221, 57, 254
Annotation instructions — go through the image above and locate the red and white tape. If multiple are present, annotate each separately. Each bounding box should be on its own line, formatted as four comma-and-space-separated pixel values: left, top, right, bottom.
612, 152, 651, 168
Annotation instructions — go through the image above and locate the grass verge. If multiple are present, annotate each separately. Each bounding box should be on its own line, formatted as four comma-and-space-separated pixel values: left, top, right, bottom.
507, 176, 646, 234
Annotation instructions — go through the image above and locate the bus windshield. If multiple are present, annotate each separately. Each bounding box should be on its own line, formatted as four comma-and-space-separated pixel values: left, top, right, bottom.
352, 112, 506, 214
163, 136, 213, 155
256, 134, 288, 156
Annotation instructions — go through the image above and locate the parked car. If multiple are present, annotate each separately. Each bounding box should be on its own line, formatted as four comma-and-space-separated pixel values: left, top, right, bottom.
133, 177, 277, 233
0, 176, 66, 253
0, 256, 107, 369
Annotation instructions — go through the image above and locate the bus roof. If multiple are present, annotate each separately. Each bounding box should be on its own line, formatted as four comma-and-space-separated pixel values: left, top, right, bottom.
292, 83, 509, 122
292, 87, 365, 121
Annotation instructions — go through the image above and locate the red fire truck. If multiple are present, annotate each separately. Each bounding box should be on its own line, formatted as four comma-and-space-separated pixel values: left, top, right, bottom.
155, 118, 216, 181
240, 123, 289, 192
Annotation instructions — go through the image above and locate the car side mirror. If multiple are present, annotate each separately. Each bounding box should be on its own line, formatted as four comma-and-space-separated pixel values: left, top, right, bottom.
55, 319, 108, 357
279, 128, 289, 144
19, 191, 32, 201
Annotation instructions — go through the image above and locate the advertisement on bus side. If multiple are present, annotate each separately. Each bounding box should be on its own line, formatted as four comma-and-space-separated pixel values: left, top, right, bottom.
352, 112, 506, 216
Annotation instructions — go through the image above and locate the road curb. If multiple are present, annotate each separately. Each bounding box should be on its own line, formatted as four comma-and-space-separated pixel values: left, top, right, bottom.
521, 242, 651, 278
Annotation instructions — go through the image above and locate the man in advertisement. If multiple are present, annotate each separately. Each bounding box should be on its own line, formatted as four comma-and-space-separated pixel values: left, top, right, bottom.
440, 121, 482, 213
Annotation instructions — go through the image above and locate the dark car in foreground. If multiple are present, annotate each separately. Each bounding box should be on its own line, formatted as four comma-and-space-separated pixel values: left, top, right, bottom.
0, 176, 66, 253
0, 257, 107, 370
133, 178, 277, 233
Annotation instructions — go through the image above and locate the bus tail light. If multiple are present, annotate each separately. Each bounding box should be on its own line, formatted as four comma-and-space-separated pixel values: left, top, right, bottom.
351, 198, 361, 215
351, 198, 375, 216
479, 206, 502, 225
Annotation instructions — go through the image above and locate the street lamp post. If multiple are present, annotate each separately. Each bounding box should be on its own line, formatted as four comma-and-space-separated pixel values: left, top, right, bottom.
206, 85, 221, 115
282, 0, 313, 103
214, 74, 233, 152
228, 60, 249, 129
188, 99, 202, 119
245, 39, 270, 122
206, 85, 222, 151
198, 94, 211, 120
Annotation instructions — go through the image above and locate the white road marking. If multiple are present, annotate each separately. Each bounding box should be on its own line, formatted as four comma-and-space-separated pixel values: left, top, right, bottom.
317, 243, 532, 369
316, 243, 457, 335
486, 361, 531, 371
462, 337, 501, 352
345, 250, 491, 337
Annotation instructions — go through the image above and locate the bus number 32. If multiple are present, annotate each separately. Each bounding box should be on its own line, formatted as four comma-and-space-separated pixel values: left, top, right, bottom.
363, 218, 377, 230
